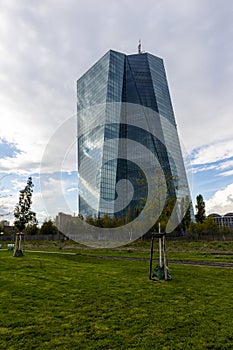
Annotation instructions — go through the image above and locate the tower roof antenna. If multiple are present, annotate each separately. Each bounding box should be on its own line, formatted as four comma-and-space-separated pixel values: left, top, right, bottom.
138, 39, 142, 54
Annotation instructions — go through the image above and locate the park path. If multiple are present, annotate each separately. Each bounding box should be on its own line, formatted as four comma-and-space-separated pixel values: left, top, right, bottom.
24, 250, 233, 268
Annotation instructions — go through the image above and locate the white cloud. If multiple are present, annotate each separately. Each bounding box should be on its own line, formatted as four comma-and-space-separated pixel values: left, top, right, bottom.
217, 160, 233, 171
191, 139, 233, 165
40, 175, 77, 218
191, 164, 216, 174
66, 187, 78, 193
218, 170, 233, 177
0, 0, 232, 163
206, 183, 233, 215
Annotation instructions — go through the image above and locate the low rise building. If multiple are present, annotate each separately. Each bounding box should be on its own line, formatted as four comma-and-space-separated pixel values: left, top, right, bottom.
209, 213, 233, 228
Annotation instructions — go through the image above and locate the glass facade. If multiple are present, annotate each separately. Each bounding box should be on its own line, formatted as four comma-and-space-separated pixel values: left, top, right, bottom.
77, 49, 192, 223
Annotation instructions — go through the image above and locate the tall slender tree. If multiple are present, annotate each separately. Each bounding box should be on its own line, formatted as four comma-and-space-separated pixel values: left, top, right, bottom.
195, 194, 206, 224
13, 177, 37, 257
14, 177, 37, 232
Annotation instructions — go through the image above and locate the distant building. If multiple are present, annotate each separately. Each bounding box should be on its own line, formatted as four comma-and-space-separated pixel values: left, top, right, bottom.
0, 220, 16, 234
3, 226, 16, 234
55, 212, 73, 232
209, 213, 233, 228
0, 220, 10, 227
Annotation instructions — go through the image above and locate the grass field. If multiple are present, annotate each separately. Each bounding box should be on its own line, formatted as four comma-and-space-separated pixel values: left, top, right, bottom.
13, 238, 233, 263
1, 244, 233, 349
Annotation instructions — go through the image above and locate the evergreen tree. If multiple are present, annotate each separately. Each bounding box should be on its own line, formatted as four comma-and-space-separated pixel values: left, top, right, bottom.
14, 177, 37, 232
195, 194, 206, 224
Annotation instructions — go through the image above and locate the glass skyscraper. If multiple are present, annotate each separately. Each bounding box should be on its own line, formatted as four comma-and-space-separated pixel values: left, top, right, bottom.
77, 49, 192, 228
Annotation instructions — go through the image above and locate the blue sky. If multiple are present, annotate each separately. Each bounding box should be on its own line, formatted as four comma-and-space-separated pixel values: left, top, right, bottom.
0, 0, 233, 224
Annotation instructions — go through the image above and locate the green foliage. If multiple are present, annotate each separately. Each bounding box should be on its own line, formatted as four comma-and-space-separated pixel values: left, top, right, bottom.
202, 216, 218, 233
24, 224, 39, 235
195, 194, 206, 223
14, 177, 37, 232
188, 216, 219, 238
85, 213, 124, 228
40, 219, 59, 235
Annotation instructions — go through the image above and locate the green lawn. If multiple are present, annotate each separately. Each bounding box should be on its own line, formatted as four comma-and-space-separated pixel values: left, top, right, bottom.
0, 249, 233, 349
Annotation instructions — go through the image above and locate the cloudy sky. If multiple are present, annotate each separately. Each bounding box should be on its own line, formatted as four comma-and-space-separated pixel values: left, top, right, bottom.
0, 0, 233, 225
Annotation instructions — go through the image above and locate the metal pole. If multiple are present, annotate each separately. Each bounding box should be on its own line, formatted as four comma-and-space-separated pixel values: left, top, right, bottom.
163, 234, 168, 281
14, 233, 19, 255
18, 233, 21, 251
149, 234, 155, 280
159, 223, 162, 267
